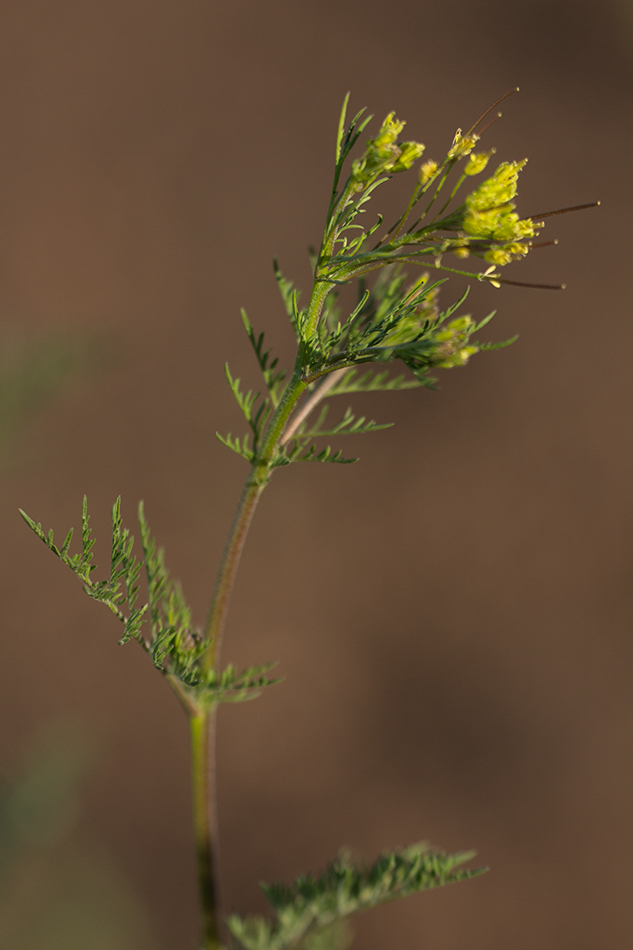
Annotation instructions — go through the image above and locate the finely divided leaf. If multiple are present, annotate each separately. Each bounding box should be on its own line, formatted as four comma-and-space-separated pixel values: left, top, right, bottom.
216, 431, 255, 462
242, 310, 287, 407
21, 498, 281, 710
273, 260, 308, 340
19, 497, 148, 643
325, 368, 423, 396
295, 405, 392, 440
228, 842, 485, 950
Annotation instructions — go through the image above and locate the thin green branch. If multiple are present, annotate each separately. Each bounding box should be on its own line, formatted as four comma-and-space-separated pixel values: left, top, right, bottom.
201, 478, 265, 671
280, 369, 348, 446
202, 365, 311, 671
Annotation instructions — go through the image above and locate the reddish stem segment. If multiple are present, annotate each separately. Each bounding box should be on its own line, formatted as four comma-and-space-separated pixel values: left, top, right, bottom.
202, 478, 264, 670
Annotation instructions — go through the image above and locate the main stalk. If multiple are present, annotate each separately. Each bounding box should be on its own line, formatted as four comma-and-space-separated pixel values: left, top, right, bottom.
191, 710, 220, 950
190, 255, 332, 949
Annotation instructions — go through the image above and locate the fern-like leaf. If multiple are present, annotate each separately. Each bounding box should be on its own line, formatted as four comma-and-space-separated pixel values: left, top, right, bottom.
297, 405, 392, 440
325, 367, 423, 396
273, 261, 308, 340
19, 498, 148, 643
197, 661, 282, 705
137, 501, 197, 664
275, 441, 358, 466
216, 431, 255, 462
228, 842, 485, 950
241, 311, 288, 408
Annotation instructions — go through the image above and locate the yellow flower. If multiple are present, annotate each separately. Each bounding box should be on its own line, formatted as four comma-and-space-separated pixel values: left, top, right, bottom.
350, 112, 425, 186
373, 112, 406, 148
390, 141, 426, 173
432, 316, 478, 367
466, 160, 527, 212
437, 344, 479, 369
463, 150, 495, 176
484, 243, 530, 266
458, 160, 541, 246
448, 128, 479, 160
419, 160, 438, 185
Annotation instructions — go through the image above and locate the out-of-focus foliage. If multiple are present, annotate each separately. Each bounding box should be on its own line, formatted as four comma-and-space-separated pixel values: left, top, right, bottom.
227, 843, 484, 950
0, 726, 155, 950
0, 331, 102, 468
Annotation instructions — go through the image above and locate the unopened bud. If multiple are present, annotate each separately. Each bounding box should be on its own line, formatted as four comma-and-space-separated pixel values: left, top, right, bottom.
464, 150, 495, 176
466, 160, 528, 213
448, 129, 479, 160
374, 112, 406, 148
484, 242, 530, 266
390, 141, 426, 173
419, 160, 438, 185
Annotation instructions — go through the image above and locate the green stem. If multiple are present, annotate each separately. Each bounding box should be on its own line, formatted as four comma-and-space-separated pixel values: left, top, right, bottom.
201, 365, 310, 669
193, 374, 308, 944
194, 242, 333, 948
191, 710, 220, 950
201, 476, 265, 667
202, 252, 337, 666
280, 368, 348, 446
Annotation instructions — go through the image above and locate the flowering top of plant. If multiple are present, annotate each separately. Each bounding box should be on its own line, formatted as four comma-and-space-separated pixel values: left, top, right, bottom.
244, 90, 555, 449
317, 93, 543, 295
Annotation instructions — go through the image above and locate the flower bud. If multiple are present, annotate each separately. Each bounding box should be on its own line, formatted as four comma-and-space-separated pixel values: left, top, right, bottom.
437, 343, 479, 369
460, 160, 541, 248
373, 112, 406, 148
351, 113, 425, 187
432, 316, 476, 368
390, 141, 426, 173
484, 242, 530, 266
463, 150, 495, 176
448, 129, 479, 160
419, 160, 438, 185
466, 160, 527, 212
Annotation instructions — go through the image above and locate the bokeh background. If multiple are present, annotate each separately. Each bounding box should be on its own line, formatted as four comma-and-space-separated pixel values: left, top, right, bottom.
0, 1, 631, 947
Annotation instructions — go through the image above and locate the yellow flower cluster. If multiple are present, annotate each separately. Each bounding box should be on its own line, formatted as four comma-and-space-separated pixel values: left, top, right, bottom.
467, 159, 526, 208
483, 242, 530, 265
461, 160, 539, 243
433, 316, 478, 369
351, 112, 425, 187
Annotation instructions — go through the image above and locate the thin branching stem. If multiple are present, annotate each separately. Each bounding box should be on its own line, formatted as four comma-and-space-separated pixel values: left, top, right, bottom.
202, 386, 305, 662
280, 368, 348, 446
202, 268, 332, 671
193, 270, 336, 939
201, 476, 265, 668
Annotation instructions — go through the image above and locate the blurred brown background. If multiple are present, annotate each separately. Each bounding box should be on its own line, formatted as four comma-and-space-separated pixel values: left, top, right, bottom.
0, 0, 631, 947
